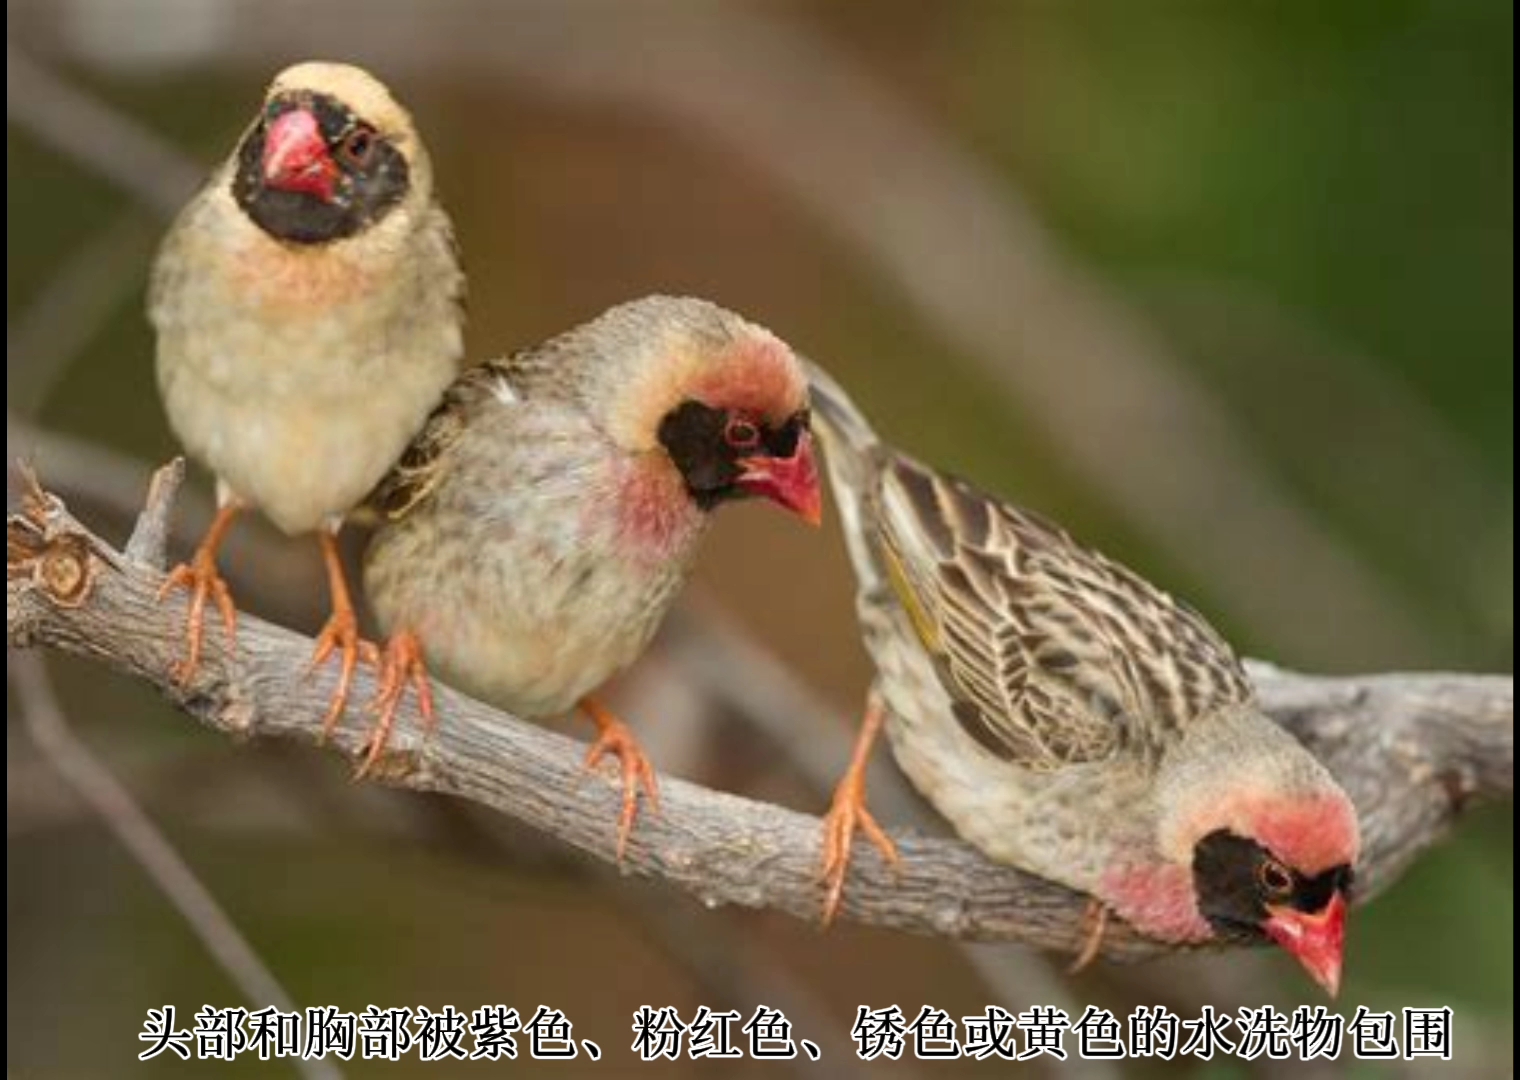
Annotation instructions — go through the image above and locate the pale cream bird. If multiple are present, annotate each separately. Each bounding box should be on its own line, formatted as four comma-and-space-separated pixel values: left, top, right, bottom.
149, 61, 466, 726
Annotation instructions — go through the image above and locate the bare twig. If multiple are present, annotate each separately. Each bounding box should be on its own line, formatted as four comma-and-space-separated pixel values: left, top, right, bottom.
8, 414, 185, 517
8, 650, 343, 1080
9, 466, 1512, 962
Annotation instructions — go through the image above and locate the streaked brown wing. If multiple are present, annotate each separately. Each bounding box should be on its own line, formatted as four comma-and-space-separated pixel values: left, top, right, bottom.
874, 457, 1254, 769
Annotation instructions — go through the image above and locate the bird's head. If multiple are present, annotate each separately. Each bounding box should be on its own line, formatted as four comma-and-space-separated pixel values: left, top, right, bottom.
231, 61, 429, 245
1189, 789, 1359, 997
585, 296, 822, 528
1147, 702, 1361, 996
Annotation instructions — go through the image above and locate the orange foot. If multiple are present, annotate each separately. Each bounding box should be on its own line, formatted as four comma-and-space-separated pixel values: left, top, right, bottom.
580, 697, 660, 863
157, 502, 241, 684
1068, 898, 1109, 974
356, 629, 435, 780
819, 694, 899, 926
307, 531, 377, 739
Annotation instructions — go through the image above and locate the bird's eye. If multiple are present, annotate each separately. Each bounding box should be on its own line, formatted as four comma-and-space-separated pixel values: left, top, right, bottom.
1256, 858, 1293, 898
339, 125, 377, 167
724, 416, 761, 451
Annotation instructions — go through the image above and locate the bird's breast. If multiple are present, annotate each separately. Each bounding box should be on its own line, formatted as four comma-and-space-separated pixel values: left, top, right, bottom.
403, 546, 685, 718
152, 210, 462, 533
365, 467, 698, 720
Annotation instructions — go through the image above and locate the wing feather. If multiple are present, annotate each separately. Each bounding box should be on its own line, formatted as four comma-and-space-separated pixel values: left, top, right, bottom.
367, 357, 516, 520
874, 457, 1253, 769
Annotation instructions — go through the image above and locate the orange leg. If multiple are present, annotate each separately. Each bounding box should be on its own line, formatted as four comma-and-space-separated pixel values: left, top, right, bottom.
579, 696, 660, 863
819, 693, 899, 926
157, 502, 240, 684
356, 629, 434, 779
1068, 898, 1109, 974
307, 530, 376, 739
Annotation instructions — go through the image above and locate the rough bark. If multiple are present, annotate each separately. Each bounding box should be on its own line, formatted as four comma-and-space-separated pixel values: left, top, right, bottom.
7, 462, 1512, 961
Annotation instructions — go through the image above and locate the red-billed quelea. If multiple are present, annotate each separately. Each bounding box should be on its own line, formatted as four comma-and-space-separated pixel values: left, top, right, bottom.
149, 62, 466, 727
804, 361, 1358, 996
362, 296, 822, 850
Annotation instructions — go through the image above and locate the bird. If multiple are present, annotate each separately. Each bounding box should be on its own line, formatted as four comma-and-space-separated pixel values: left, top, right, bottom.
148, 61, 466, 730
803, 360, 1359, 996
362, 295, 822, 854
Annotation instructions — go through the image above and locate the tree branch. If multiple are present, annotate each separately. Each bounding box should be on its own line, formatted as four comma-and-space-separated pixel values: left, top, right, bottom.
8, 463, 1512, 962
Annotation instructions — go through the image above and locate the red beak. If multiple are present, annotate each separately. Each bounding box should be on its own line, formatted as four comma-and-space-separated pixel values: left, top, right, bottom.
1264, 892, 1346, 997
262, 108, 336, 201
737, 430, 823, 526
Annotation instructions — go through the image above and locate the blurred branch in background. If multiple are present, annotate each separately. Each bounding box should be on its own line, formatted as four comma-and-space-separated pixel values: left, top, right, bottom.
8, 650, 345, 1080
5, 44, 202, 217
5, 215, 159, 415
9, 3, 1487, 667
10, 465, 1512, 960
5, 46, 203, 408
1141, 276, 1514, 647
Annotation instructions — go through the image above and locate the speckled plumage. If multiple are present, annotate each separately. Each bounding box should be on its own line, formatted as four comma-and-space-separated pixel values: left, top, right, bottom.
805, 360, 1358, 945
364, 296, 808, 719
149, 62, 465, 535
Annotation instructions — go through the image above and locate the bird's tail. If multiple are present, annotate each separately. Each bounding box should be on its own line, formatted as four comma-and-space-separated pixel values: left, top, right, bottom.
801, 356, 882, 493
800, 357, 891, 587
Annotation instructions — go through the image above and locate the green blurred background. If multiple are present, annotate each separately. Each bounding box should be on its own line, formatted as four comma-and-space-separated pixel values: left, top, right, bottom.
8, 1, 1512, 1076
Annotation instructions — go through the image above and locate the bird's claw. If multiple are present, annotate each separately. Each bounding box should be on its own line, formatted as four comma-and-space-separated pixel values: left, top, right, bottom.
356, 631, 434, 780
1068, 898, 1109, 974
156, 555, 237, 685
818, 772, 899, 927
580, 704, 660, 863
307, 606, 378, 741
